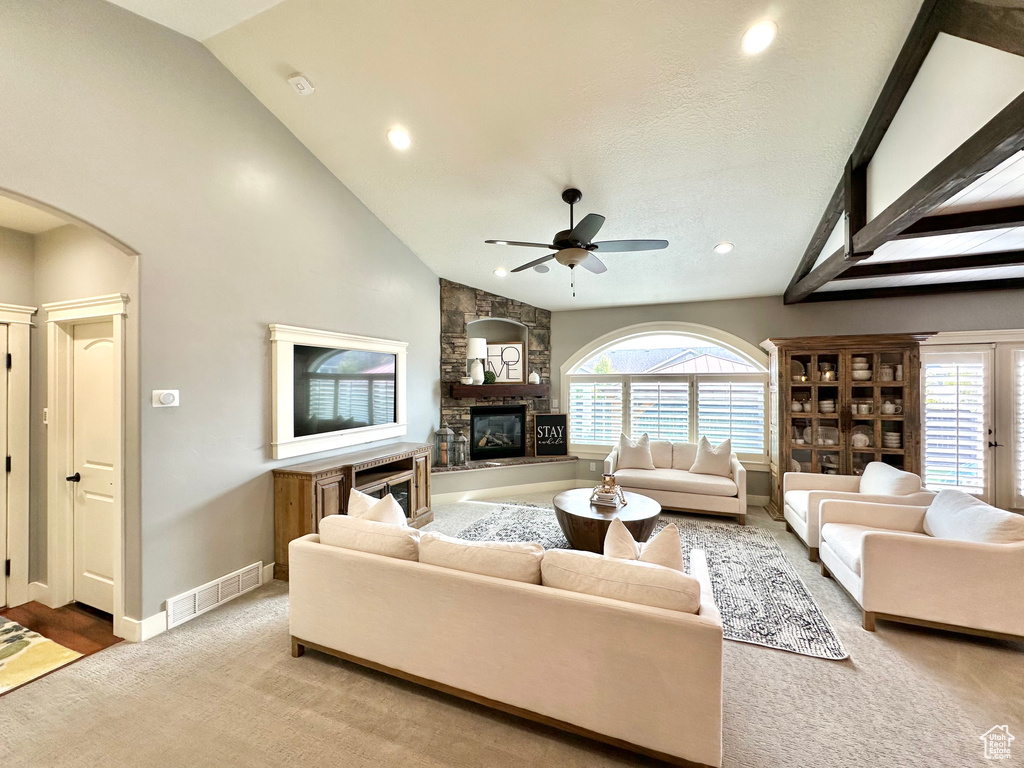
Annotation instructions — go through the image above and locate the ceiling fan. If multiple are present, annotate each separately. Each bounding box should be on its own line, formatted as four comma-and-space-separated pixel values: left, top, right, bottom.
485, 188, 669, 295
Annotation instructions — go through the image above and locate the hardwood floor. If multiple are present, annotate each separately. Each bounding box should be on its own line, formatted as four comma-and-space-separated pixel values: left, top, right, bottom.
1, 601, 122, 656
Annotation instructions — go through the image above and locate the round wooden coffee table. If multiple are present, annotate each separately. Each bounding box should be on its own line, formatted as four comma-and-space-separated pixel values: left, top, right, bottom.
552, 488, 661, 554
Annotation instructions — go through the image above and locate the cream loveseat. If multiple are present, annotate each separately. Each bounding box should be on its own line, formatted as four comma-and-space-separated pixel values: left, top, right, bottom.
819, 490, 1024, 639
783, 462, 934, 561
289, 531, 724, 767
604, 440, 747, 524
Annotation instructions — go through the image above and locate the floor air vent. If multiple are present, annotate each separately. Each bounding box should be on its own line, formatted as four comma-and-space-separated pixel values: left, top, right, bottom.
166, 562, 264, 630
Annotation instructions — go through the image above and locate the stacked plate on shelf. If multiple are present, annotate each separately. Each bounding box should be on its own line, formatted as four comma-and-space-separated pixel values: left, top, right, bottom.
819, 399, 836, 413
852, 356, 872, 381
883, 432, 902, 449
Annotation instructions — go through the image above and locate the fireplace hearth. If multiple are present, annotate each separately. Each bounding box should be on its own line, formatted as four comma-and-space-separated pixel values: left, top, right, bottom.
470, 405, 527, 461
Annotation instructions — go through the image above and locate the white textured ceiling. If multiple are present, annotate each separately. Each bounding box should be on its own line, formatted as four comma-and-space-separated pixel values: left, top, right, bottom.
105, 0, 287, 41
127, 0, 923, 310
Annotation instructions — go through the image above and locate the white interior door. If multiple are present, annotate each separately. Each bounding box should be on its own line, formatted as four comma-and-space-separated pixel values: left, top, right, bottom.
0, 325, 8, 608
72, 319, 115, 613
994, 344, 1024, 511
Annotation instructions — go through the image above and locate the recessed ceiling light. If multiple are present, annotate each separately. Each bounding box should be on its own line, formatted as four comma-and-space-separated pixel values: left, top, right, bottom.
713, 241, 734, 255
534, 265, 550, 273
493, 267, 508, 278
741, 20, 777, 55
387, 127, 411, 150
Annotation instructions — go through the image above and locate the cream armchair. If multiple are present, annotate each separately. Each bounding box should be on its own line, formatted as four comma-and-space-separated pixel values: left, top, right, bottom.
818, 495, 1024, 639
782, 462, 934, 561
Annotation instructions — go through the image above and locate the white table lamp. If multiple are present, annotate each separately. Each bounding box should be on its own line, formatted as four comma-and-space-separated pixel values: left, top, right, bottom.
467, 337, 488, 385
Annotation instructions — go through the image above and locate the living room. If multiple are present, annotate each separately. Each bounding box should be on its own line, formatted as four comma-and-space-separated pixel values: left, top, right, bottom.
1, 1, 1023, 766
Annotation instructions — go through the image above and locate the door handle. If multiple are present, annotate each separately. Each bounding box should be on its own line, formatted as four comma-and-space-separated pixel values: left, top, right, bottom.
66, 472, 81, 482
988, 441, 1003, 448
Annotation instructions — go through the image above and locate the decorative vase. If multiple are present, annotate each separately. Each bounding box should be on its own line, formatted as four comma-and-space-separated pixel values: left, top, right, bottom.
469, 358, 485, 385
529, 370, 540, 384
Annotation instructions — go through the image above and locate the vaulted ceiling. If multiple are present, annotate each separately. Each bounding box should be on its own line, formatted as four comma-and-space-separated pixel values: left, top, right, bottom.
107, 0, 923, 309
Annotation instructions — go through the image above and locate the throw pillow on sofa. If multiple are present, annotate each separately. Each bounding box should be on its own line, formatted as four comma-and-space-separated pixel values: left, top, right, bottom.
603, 518, 684, 572
617, 433, 656, 470
689, 437, 732, 477
419, 532, 544, 584
541, 549, 701, 613
923, 489, 1024, 544
347, 489, 406, 526
319, 514, 420, 560
858, 461, 922, 496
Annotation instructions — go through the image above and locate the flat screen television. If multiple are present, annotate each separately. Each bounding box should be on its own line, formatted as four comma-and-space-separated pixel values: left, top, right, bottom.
270, 325, 408, 459
293, 345, 397, 437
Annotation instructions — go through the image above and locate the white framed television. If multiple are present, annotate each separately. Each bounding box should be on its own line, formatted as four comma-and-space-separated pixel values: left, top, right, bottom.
270, 324, 408, 459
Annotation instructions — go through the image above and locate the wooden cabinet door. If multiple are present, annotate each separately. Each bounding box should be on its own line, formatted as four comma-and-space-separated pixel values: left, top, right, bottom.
315, 474, 346, 521
413, 452, 430, 517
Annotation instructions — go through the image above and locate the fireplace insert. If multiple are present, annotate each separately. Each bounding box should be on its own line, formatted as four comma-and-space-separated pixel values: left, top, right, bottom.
470, 405, 527, 461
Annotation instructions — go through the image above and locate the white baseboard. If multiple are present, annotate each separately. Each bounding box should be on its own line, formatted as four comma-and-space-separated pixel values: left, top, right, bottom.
118, 611, 167, 643
27, 581, 52, 606
262, 562, 275, 583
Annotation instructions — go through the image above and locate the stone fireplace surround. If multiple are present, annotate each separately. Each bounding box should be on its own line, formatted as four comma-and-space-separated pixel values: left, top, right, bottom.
440, 278, 551, 457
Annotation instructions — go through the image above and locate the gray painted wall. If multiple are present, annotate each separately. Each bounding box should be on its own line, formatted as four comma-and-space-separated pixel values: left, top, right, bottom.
551, 289, 1024, 497
1, 0, 440, 617
0, 226, 34, 306
26, 225, 140, 587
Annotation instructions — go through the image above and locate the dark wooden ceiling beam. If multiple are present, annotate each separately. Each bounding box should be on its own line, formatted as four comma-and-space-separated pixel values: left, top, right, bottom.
943, 0, 1024, 58
852, 90, 1024, 254
837, 249, 1024, 280
801, 276, 1024, 303
786, 178, 844, 289
892, 205, 1024, 239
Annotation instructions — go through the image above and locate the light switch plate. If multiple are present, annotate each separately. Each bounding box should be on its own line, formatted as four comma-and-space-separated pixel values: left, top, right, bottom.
153, 389, 180, 407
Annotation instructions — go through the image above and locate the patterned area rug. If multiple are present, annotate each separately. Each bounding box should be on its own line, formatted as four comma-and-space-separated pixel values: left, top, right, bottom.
0, 616, 82, 694
457, 504, 849, 660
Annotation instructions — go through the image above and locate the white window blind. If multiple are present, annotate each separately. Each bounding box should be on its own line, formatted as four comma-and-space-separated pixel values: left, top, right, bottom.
922, 353, 988, 494
569, 380, 623, 444
697, 380, 764, 453
1015, 350, 1024, 505
629, 380, 689, 441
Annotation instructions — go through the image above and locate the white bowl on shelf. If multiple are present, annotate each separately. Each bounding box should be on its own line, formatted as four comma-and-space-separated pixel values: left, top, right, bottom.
852, 356, 869, 364
852, 370, 873, 381
852, 362, 869, 370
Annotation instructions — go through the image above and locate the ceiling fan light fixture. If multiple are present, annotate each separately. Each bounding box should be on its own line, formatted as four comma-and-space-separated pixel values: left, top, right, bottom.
554, 247, 591, 268
713, 241, 735, 255
387, 127, 411, 150
493, 267, 508, 277
741, 20, 777, 55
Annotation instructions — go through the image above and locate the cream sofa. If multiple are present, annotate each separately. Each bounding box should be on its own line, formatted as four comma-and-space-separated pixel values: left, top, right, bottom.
604, 440, 747, 524
783, 462, 934, 561
289, 533, 724, 767
818, 492, 1024, 639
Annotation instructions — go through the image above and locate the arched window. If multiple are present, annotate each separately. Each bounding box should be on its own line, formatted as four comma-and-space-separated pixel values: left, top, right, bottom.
564, 327, 768, 460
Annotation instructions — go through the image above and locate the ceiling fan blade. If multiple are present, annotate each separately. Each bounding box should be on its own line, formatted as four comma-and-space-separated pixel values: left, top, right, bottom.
511, 254, 555, 273
579, 253, 607, 274
569, 213, 605, 244
485, 240, 556, 249
590, 239, 669, 252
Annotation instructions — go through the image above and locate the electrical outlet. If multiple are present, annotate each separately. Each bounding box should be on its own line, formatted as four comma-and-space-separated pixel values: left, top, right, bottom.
590, 462, 596, 472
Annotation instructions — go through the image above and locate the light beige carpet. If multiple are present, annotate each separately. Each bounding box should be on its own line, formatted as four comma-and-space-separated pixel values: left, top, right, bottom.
0, 498, 1020, 767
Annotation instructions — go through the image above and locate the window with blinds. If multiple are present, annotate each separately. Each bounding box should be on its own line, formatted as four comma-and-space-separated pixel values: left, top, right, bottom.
697, 380, 765, 453
569, 380, 623, 444
922, 354, 988, 495
630, 381, 689, 441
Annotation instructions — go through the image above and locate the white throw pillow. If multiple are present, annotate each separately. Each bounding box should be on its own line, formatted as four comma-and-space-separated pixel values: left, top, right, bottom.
348, 490, 406, 526
603, 517, 640, 560
319, 514, 420, 560
923, 489, 1024, 544
419, 533, 544, 584
672, 442, 698, 470
541, 549, 700, 613
617, 433, 655, 470
649, 440, 673, 469
689, 437, 732, 477
859, 462, 921, 496
603, 518, 684, 572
